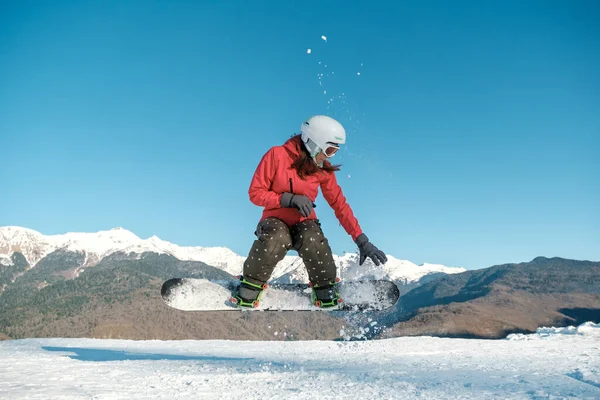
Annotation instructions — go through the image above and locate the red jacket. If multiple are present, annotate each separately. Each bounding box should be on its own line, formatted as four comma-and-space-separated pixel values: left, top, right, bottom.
248, 136, 363, 241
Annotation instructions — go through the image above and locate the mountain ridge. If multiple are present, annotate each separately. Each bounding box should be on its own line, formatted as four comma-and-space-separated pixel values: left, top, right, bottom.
379, 256, 600, 339
0, 225, 466, 284
3, 227, 596, 341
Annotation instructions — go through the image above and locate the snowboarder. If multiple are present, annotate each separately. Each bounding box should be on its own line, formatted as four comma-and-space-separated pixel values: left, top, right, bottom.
232, 115, 387, 308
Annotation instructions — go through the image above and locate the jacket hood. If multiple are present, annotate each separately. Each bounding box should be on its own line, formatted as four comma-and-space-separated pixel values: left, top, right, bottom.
282, 135, 304, 158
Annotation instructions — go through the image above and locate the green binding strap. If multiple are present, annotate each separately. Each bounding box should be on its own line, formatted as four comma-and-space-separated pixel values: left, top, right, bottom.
232, 276, 266, 308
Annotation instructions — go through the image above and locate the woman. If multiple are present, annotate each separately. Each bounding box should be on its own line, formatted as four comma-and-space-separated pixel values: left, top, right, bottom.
231, 115, 387, 308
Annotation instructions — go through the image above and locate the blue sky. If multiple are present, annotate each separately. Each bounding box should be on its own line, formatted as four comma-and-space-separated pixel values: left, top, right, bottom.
1, 0, 598, 270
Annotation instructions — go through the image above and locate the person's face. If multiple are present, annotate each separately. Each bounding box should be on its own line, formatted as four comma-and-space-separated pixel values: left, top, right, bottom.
315, 151, 328, 165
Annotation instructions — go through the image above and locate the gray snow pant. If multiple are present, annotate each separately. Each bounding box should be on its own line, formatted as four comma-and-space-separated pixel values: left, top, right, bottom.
242, 217, 337, 287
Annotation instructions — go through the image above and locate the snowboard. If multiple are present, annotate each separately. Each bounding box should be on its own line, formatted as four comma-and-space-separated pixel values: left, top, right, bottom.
161, 278, 400, 312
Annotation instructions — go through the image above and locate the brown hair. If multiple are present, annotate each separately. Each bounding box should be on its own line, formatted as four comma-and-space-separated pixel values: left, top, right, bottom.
287, 134, 341, 179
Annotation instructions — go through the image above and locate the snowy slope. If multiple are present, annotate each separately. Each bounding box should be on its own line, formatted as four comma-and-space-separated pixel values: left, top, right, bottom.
0, 322, 598, 399
0, 226, 465, 282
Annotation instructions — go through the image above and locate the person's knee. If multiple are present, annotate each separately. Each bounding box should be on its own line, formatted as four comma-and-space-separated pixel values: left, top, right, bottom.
258, 218, 293, 251
294, 219, 322, 239
294, 223, 336, 268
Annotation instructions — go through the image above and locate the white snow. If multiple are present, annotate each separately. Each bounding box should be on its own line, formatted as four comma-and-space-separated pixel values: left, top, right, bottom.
306, 48, 311, 54
272, 253, 465, 285
0, 254, 12, 267
321, 35, 327, 41
0, 226, 249, 274
507, 322, 600, 340
0, 226, 56, 266
164, 279, 395, 312
0, 226, 465, 283
0, 322, 598, 399
334, 253, 466, 284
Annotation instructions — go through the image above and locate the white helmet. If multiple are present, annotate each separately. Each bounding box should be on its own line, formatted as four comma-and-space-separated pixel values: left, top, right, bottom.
300, 115, 346, 158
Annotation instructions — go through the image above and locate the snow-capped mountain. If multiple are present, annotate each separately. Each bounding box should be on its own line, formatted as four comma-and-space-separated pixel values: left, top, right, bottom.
0, 226, 466, 283
271, 252, 466, 284
0, 227, 55, 267
0, 226, 248, 275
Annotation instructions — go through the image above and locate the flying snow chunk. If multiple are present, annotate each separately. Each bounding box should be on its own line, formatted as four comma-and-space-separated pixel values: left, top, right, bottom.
307, 49, 312, 54
357, 72, 361, 76
321, 35, 327, 42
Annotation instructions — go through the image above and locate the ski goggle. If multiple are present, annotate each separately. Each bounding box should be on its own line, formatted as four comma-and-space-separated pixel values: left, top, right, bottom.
323, 143, 340, 157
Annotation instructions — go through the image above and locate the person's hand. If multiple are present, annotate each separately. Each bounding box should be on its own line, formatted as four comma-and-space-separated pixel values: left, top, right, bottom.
355, 233, 387, 266
280, 193, 314, 217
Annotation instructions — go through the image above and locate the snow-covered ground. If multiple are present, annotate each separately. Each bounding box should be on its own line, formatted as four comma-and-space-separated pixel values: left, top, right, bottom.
1, 322, 598, 399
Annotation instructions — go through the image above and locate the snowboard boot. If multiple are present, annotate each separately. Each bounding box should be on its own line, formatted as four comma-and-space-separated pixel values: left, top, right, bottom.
230, 275, 268, 308
310, 278, 343, 308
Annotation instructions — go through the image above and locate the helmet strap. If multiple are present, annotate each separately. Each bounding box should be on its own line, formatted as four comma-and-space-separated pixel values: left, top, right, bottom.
301, 137, 325, 166
303, 138, 322, 159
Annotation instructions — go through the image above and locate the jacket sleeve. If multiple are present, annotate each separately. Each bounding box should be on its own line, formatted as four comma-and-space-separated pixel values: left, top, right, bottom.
248, 147, 283, 209
320, 171, 363, 241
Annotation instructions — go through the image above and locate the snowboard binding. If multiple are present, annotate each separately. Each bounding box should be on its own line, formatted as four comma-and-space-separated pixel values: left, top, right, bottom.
310, 278, 343, 308
230, 275, 268, 308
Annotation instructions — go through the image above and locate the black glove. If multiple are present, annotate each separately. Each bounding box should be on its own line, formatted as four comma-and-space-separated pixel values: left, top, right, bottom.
280, 193, 315, 217
355, 233, 388, 266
